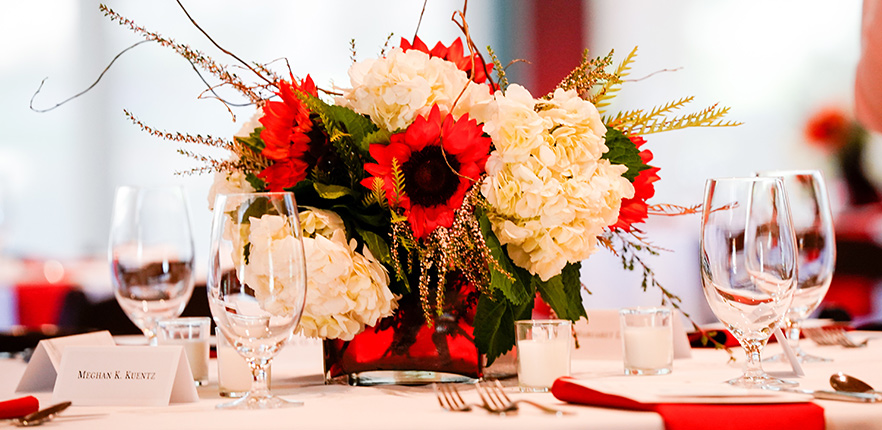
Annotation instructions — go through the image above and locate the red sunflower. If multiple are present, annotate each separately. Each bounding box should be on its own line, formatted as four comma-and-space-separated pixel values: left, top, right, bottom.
361, 105, 491, 239
400, 36, 496, 90
612, 135, 661, 232
258, 75, 319, 191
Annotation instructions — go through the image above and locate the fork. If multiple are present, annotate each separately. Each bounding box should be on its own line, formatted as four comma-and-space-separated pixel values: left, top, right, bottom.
475, 380, 572, 416
433, 383, 472, 412
804, 327, 869, 348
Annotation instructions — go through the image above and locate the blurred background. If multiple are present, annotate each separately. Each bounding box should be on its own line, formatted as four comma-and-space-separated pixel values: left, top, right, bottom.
0, 0, 877, 335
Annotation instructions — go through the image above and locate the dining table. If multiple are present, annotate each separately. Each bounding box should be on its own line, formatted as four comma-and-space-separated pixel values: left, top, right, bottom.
2, 331, 882, 430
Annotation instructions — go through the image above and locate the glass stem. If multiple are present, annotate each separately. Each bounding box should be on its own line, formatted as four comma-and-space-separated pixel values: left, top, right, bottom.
248, 357, 272, 399
742, 339, 765, 379
786, 323, 801, 352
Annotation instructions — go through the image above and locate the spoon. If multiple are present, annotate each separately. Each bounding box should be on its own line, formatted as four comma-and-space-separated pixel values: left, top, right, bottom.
830, 373, 880, 395
12, 401, 71, 427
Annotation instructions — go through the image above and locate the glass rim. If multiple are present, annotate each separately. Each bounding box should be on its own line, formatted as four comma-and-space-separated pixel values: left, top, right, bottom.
619, 306, 672, 315
754, 169, 823, 177
515, 319, 572, 326
157, 316, 212, 327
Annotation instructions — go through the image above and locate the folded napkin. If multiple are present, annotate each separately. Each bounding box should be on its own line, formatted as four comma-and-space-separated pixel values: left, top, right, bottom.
0, 396, 39, 419
552, 378, 824, 430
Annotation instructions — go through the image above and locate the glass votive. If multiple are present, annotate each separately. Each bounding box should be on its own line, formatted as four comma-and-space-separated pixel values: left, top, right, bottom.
157, 317, 211, 386
515, 319, 572, 393
619, 307, 673, 375
216, 327, 271, 397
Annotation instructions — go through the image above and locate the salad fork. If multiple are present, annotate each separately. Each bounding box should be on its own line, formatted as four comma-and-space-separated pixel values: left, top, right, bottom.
432, 383, 472, 412
476, 380, 572, 416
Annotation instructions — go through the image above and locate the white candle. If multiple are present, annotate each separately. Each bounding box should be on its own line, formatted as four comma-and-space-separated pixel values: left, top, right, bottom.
217, 343, 253, 393
517, 337, 570, 388
162, 339, 209, 384
622, 326, 673, 371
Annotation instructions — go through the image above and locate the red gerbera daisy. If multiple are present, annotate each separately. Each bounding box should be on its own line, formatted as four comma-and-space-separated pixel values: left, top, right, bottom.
612, 135, 661, 232
400, 36, 496, 90
258, 75, 319, 191
361, 105, 491, 239
804, 107, 850, 151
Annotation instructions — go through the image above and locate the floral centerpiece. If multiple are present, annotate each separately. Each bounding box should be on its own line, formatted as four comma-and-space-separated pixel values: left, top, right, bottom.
89, 3, 738, 383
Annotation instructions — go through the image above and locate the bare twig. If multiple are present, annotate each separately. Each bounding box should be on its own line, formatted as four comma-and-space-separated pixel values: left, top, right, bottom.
30, 40, 152, 113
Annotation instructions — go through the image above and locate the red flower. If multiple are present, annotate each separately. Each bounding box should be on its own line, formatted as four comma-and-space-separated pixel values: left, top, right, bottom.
805, 107, 850, 151
400, 36, 496, 90
361, 105, 491, 239
612, 136, 660, 232
258, 75, 319, 191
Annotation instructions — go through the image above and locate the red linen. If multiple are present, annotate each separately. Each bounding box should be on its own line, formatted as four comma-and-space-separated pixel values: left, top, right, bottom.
551, 377, 825, 430
0, 396, 39, 419
14, 283, 73, 328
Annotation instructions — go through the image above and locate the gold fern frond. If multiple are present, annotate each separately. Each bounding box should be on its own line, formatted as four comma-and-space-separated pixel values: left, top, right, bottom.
593, 46, 637, 112
630, 104, 742, 135
390, 158, 407, 207
369, 177, 389, 210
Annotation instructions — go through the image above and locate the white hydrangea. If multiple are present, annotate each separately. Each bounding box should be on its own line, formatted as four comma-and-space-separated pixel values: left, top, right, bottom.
297, 208, 397, 341
243, 214, 306, 317
337, 47, 492, 132
477, 85, 635, 281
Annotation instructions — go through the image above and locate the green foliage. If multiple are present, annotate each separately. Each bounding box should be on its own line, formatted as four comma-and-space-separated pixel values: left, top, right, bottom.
297, 93, 377, 187
473, 289, 534, 365
479, 213, 531, 306
535, 262, 587, 322
602, 128, 649, 182
356, 228, 392, 266
363, 129, 392, 147
234, 126, 266, 153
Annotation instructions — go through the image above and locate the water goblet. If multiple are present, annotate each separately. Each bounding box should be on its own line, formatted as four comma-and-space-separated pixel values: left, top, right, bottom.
108, 185, 195, 345
208, 192, 307, 409
700, 177, 798, 388
756, 170, 836, 362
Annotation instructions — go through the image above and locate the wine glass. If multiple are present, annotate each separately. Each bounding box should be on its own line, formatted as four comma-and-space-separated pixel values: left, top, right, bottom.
108, 186, 196, 345
700, 177, 798, 388
207, 192, 307, 409
757, 170, 836, 362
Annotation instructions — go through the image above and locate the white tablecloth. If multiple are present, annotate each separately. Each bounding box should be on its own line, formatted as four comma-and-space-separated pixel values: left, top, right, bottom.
3, 334, 882, 429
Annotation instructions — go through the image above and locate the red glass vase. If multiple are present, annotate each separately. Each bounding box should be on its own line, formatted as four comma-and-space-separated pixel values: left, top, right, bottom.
323, 271, 492, 385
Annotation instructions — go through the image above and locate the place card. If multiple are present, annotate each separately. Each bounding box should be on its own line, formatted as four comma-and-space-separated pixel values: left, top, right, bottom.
52, 345, 199, 406
16, 331, 115, 392
573, 309, 691, 360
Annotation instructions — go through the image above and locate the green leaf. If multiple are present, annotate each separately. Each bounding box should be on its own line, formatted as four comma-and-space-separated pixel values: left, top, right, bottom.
535, 262, 587, 322
362, 129, 392, 147
479, 213, 532, 306
602, 128, 649, 182
313, 182, 358, 200
474, 294, 514, 365
300, 94, 377, 153
234, 126, 266, 153
356, 228, 392, 266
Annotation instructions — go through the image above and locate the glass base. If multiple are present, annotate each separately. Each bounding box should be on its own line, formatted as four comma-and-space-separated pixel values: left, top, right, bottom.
519, 385, 550, 393
327, 370, 477, 386
726, 373, 798, 389
764, 348, 832, 363
216, 393, 303, 409
625, 367, 672, 376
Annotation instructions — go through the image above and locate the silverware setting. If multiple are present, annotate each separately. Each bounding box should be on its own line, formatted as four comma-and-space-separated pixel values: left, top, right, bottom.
433, 381, 572, 416
10, 401, 72, 427
803, 327, 869, 348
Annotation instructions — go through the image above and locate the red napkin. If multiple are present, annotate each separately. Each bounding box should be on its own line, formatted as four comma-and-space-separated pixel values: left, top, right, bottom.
0, 396, 39, 419
551, 377, 825, 430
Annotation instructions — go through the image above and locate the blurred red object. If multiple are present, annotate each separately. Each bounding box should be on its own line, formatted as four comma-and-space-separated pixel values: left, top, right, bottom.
804, 107, 851, 151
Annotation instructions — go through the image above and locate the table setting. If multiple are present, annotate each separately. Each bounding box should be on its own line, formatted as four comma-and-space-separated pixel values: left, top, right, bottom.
3, 1, 882, 429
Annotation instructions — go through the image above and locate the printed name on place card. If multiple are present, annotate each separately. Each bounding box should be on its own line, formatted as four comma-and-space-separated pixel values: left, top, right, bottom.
52, 346, 198, 406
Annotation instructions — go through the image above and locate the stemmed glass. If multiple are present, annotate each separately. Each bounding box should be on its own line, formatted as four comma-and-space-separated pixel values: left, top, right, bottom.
108, 186, 196, 345
207, 192, 307, 409
757, 170, 836, 362
700, 177, 798, 388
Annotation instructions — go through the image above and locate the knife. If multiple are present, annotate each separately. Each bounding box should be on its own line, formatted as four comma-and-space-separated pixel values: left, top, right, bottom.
766, 386, 880, 403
